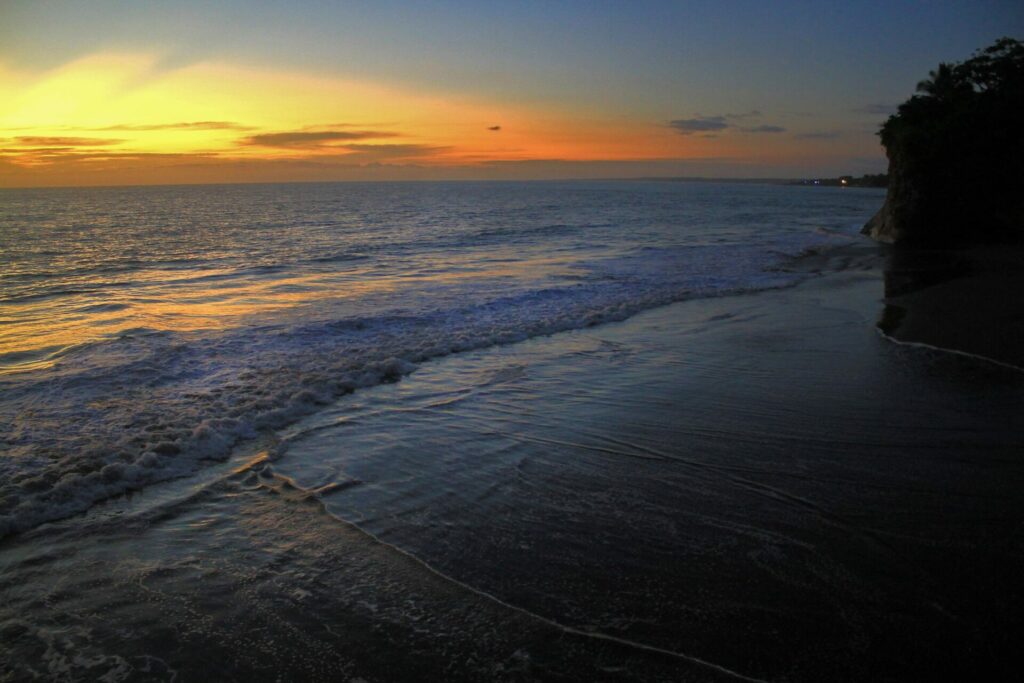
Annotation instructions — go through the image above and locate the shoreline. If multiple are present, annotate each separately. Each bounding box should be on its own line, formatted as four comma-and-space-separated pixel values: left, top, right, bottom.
3, 243, 1024, 680
782, 238, 1024, 371
4, 235, 1020, 542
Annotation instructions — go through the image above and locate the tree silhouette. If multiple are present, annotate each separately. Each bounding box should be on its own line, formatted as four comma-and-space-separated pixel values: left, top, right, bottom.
870, 38, 1024, 244
915, 63, 960, 99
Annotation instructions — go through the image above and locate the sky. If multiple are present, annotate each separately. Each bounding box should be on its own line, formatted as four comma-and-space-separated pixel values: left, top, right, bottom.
0, 0, 1021, 187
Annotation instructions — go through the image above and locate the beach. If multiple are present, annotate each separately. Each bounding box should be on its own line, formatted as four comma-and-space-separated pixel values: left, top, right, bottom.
3, 208, 1023, 680
878, 245, 1024, 370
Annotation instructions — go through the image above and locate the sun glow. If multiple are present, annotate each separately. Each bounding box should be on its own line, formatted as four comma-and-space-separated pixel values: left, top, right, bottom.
0, 51, 710, 186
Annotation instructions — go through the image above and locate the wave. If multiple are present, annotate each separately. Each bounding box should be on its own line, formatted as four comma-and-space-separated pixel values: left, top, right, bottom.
0, 243, 814, 539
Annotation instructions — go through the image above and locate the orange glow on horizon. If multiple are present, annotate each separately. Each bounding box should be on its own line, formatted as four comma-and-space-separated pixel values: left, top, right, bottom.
0, 51, 845, 186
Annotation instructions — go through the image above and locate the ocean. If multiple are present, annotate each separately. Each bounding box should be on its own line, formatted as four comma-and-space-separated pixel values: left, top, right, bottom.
0, 181, 872, 536
3, 181, 1023, 681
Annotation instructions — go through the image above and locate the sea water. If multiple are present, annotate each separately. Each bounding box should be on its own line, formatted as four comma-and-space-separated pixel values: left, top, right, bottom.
0, 181, 880, 537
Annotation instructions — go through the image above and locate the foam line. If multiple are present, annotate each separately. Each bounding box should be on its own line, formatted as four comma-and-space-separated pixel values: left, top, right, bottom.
876, 328, 1024, 373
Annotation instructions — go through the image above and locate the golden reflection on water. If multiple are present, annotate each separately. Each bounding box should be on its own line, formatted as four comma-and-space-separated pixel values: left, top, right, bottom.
0, 253, 578, 374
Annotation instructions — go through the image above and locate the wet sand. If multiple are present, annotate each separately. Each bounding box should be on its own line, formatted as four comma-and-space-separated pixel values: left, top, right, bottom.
3, 254, 1024, 681
878, 245, 1024, 369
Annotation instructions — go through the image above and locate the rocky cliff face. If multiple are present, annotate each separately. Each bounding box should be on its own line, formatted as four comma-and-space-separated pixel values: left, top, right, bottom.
861, 149, 915, 244
863, 144, 1024, 245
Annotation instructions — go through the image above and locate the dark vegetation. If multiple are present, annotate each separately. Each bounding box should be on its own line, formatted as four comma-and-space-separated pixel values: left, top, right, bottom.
864, 37, 1024, 244
848, 173, 889, 188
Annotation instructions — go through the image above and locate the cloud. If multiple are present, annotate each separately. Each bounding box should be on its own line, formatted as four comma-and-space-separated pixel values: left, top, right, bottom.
0, 147, 75, 153
1, 149, 219, 161
794, 131, 841, 140
488, 125, 502, 131
0, 139, 445, 170
13, 136, 125, 147
311, 122, 389, 129
670, 112, 784, 136
341, 144, 448, 159
238, 130, 398, 148
669, 116, 729, 135
91, 121, 254, 132
724, 110, 762, 120
0, 147, 225, 172
853, 103, 898, 115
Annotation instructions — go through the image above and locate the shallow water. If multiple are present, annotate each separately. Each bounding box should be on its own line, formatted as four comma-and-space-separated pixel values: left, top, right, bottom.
0, 181, 880, 536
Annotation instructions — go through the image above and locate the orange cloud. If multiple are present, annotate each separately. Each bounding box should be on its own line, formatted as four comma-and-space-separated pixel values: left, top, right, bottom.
91, 121, 253, 131
12, 136, 125, 146
238, 130, 398, 148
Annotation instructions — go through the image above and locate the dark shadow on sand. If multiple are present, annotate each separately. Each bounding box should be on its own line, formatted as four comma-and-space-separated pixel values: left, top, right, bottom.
879, 244, 1024, 369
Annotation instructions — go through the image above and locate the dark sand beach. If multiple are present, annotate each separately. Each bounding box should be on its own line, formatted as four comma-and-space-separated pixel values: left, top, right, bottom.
3, 243, 1023, 682
879, 245, 1024, 370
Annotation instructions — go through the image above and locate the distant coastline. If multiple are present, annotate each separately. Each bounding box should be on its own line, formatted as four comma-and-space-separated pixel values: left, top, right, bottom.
789, 173, 888, 188
625, 174, 888, 187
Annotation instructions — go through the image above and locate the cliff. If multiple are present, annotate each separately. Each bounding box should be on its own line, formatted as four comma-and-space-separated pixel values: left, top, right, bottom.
861, 148, 916, 244
863, 38, 1024, 246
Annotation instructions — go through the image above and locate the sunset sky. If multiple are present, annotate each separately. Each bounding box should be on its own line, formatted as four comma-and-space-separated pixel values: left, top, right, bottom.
1, 0, 1021, 187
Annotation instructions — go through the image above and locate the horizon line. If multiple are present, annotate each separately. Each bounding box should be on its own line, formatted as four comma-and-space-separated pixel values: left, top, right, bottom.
0, 174, 885, 191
